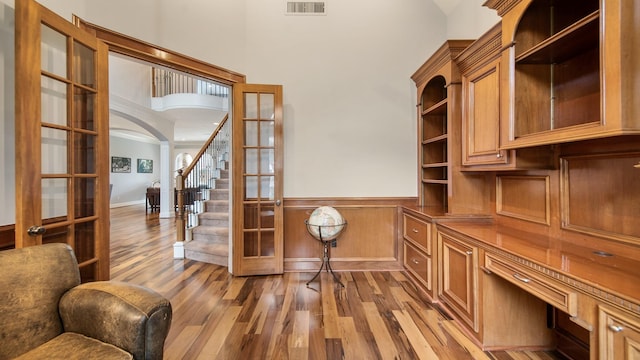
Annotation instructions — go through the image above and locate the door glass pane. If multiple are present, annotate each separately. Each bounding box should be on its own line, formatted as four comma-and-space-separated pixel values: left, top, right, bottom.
73, 40, 95, 88
260, 120, 274, 146
74, 132, 95, 174
260, 176, 274, 200
260, 231, 274, 256
74, 178, 95, 218
244, 93, 258, 118
41, 224, 69, 245
74, 87, 96, 130
261, 205, 274, 228
42, 127, 68, 174
74, 221, 95, 262
79, 263, 97, 283
260, 149, 274, 174
41, 24, 67, 77
244, 203, 258, 229
259, 93, 274, 119
245, 149, 258, 174
42, 178, 67, 219
244, 232, 258, 257
245, 176, 258, 199
41, 76, 67, 126
245, 121, 258, 146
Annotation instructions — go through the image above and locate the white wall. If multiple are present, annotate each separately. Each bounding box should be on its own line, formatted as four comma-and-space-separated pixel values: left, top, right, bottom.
0, 1, 14, 226
109, 135, 161, 206
109, 54, 152, 108
7, 0, 499, 204
445, 0, 500, 39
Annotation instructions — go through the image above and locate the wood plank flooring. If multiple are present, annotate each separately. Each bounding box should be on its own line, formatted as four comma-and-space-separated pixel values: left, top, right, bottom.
110, 205, 565, 360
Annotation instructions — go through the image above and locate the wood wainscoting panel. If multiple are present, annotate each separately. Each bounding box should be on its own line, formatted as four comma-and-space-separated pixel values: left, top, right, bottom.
283, 198, 416, 272
561, 152, 640, 245
496, 175, 550, 225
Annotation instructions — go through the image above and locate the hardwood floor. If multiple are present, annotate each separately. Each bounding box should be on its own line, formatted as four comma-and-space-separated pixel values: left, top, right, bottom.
110, 205, 565, 360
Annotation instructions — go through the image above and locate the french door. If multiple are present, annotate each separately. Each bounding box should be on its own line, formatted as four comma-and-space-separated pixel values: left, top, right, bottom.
15, 0, 110, 281
232, 84, 284, 276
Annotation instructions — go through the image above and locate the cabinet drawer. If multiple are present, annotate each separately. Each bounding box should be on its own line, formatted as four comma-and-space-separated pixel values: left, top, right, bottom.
404, 242, 431, 291
403, 214, 431, 254
485, 253, 577, 316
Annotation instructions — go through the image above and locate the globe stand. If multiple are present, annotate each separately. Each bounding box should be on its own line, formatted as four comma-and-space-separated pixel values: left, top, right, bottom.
305, 220, 347, 288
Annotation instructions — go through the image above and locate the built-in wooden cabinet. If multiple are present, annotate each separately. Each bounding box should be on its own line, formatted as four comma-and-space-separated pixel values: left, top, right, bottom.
485, 0, 640, 148
457, 24, 509, 169
402, 211, 434, 298
436, 226, 555, 349
411, 41, 473, 212
457, 22, 556, 171
405, 0, 640, 355
438, 231, 478, 332
599, 305, 640, 359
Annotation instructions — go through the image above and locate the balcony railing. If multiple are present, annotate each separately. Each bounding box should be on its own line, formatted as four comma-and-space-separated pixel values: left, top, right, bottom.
152, 68, 229, 98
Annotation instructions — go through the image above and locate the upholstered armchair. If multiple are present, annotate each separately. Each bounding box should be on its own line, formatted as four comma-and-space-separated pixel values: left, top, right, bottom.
0, 243, 172, 360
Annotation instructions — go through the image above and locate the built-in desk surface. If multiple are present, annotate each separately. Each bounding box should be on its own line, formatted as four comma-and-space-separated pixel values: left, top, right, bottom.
437, 221, 640, 310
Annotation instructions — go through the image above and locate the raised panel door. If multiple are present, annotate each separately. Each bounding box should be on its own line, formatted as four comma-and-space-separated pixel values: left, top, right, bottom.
599, 305, 640, 359
438, 231, 478, 332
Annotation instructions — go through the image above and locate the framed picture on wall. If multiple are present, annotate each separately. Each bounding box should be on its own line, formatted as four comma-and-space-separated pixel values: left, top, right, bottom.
111, 156, 131, 173
137, 159, 153, 173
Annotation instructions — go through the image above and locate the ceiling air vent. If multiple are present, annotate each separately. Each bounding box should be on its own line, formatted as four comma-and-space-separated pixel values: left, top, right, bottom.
286, 2, 326, 15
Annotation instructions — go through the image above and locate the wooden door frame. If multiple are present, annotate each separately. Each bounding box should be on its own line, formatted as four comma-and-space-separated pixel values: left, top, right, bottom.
73, 17, 248, 262
73, 17, 246, 86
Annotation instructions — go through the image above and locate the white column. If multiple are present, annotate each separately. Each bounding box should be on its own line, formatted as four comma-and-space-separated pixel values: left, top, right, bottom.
159, 140, 174, 218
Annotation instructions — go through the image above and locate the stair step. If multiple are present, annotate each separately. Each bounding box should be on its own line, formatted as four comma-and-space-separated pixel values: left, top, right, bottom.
184, 240, 228, 267
205, 200, 228, 212
192, 226, 228, 243
198, 212, 229, 227
209, 188, 228, 200
214, 178, 229, 189
219, 169, 229, 179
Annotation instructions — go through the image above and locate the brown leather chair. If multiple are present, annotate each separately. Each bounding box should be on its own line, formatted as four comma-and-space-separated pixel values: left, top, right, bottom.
0, 243, 172, 360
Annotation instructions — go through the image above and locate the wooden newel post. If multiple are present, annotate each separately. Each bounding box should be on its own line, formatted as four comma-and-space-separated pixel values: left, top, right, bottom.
176, 169, 185, 242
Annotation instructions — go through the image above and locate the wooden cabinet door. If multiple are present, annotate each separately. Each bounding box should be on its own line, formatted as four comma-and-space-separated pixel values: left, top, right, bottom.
232, 84, 284, 276
438, 231, 478, 332
15, 0, 110, 281
599, 305, 640, 359
462, 58, 509, 167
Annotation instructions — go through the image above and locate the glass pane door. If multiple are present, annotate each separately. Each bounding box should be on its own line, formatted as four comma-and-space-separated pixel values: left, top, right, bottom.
15, 0, 110, 281
233, 84, 283, 275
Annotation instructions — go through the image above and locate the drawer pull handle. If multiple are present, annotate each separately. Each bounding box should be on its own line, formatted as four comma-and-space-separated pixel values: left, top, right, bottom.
465, 251, 473, 255
609, 325, 624, 333
480, 266, 492, 275
412, 228, 419, 233
412, 259, 420, 265
512, 273, 530, 283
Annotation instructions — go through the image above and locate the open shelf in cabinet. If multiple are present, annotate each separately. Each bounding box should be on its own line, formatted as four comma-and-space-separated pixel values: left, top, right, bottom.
512, 0, 601, 139
515, 11, 599, 65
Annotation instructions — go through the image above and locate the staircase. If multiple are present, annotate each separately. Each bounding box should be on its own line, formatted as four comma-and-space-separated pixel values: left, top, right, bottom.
184, 162, 230, 267
177, 115, 231, 267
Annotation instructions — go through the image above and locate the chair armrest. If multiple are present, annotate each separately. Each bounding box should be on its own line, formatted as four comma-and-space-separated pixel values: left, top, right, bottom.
59, 281, 172, 360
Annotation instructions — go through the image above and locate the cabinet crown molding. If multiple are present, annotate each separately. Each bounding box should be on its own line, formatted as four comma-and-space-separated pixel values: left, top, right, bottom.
455, 23, 502, 73
483, 0, 524, 16
411, 40, 474, 86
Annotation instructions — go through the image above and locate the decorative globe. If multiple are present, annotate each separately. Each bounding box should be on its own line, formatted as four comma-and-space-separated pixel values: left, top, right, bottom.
306, 206, 346, 241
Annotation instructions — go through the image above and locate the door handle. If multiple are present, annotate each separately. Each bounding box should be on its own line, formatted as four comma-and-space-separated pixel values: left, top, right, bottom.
275, 200, 281, 206
27, 226, 46, 236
